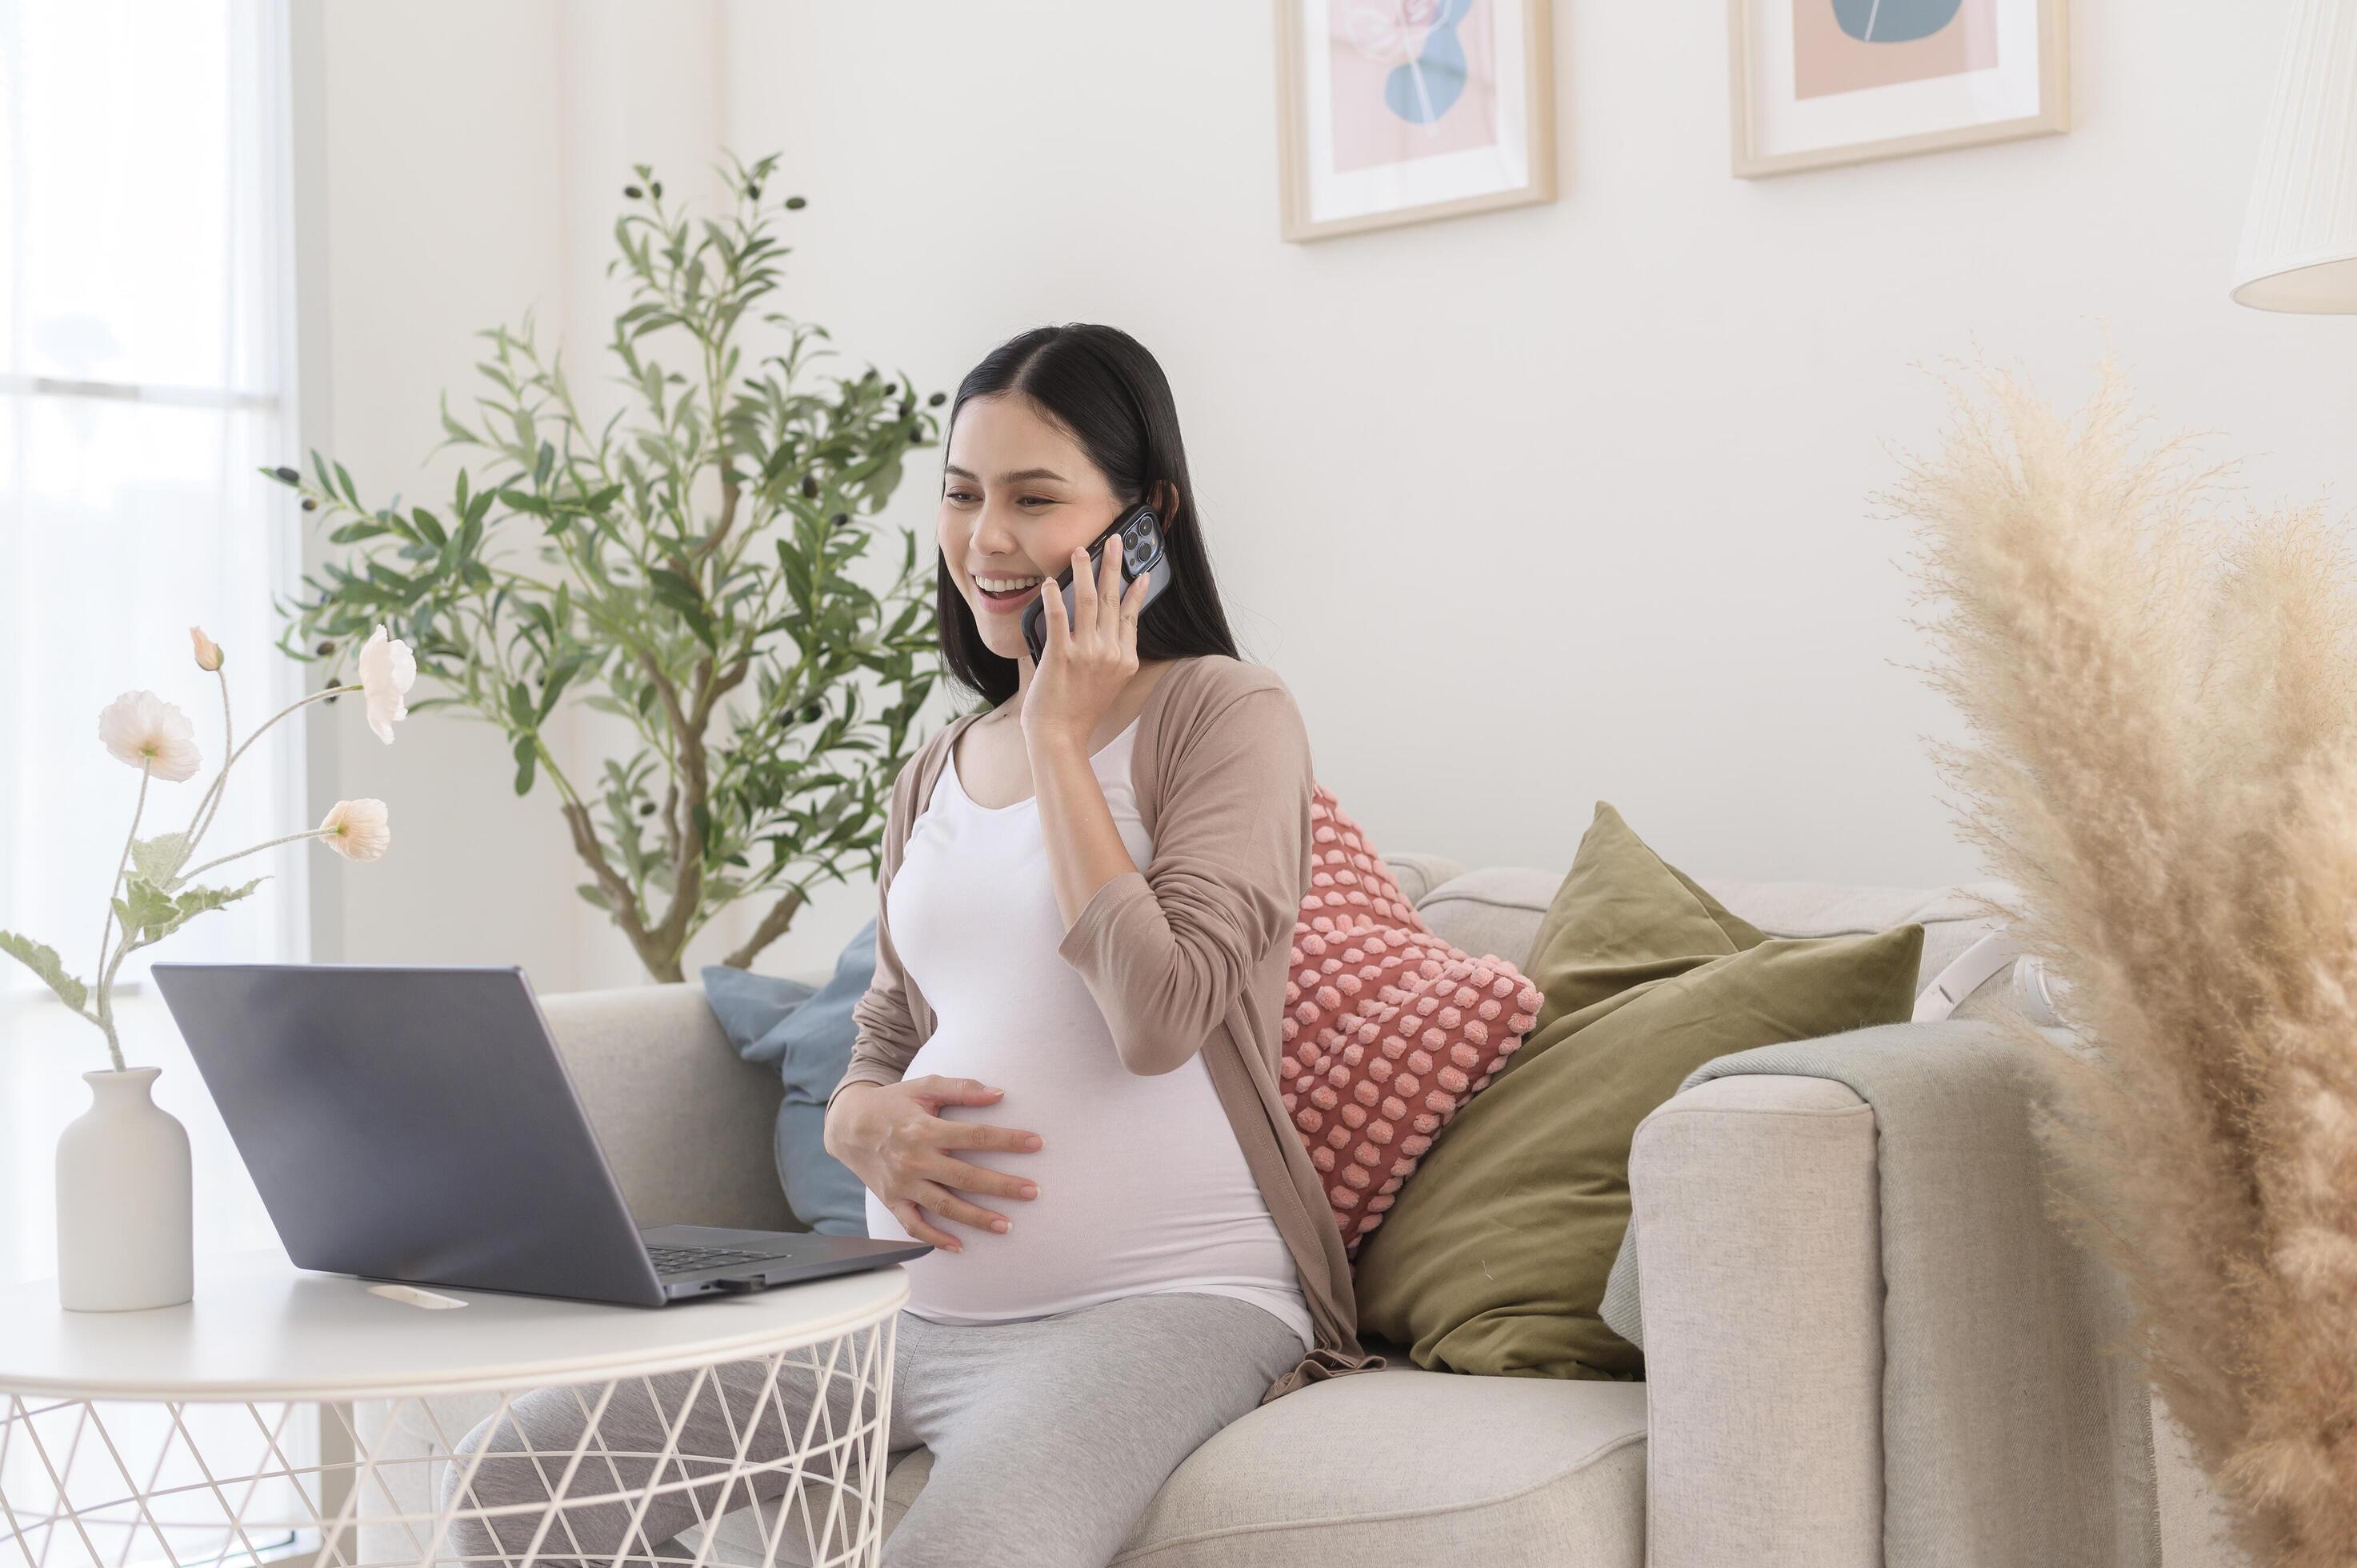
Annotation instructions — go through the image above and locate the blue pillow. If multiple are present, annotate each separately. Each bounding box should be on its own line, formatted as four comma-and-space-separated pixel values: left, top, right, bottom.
700, 920, 876, 1236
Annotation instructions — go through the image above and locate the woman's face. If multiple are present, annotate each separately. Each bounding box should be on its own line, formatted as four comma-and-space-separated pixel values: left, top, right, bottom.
938, 393, 1128, 664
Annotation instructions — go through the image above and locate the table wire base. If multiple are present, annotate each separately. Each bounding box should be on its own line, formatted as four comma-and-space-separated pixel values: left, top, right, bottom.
2, 1316, 897, 1568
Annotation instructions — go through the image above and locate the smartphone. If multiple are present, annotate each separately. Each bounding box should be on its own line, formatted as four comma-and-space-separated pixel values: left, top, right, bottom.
1022, 501, 1173, 664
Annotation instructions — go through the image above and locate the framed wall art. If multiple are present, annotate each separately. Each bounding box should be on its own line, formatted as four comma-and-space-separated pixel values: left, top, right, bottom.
1275, 0, 1555, 242
1730, 0, 2068, 178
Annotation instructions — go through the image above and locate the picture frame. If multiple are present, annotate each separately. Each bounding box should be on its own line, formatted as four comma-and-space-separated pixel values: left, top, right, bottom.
1275, 0, 1556, 242
1729, 0, 2068, 178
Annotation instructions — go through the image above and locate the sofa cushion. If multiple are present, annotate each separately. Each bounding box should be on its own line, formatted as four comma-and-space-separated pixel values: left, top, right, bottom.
538, 985, 794, 1233
1282, 786, 1543, 1255
1351, 802, 1923, 1379
696, 1366, 1646, 1568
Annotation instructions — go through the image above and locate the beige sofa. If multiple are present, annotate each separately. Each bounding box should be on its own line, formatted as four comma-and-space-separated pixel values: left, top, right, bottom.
386, 852, 2239, 1566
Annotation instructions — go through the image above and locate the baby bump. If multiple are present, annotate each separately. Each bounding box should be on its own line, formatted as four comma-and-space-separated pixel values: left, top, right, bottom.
866, 1040, 1289, 1320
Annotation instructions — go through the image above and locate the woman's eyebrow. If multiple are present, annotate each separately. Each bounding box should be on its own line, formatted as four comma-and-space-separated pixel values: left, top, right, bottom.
942, 462, 1068, 485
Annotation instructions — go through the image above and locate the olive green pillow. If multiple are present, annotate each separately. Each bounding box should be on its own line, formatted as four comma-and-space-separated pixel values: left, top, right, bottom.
1351, 802, 1923, 1380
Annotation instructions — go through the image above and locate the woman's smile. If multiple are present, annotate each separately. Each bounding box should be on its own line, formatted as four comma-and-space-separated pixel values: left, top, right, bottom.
973, 572, 1046, 612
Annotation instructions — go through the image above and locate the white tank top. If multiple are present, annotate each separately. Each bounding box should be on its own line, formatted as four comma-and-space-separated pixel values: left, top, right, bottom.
862, 713, 1313, 1350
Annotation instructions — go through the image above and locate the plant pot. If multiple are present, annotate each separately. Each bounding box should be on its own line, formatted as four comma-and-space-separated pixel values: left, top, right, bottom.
56, 1066, 193, 1311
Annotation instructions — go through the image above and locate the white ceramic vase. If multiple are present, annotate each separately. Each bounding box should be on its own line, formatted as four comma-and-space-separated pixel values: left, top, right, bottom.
56, 1066, 193, 1311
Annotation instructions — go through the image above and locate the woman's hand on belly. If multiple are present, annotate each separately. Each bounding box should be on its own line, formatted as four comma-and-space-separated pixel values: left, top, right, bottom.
823, 1075, 1044, 1252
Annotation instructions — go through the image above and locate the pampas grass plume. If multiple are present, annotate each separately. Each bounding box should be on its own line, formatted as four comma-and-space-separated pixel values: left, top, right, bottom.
1891, 355, 2357, 1568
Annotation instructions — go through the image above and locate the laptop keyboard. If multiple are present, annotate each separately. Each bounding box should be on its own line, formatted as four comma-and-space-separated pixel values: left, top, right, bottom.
646, 1243, 782, 1274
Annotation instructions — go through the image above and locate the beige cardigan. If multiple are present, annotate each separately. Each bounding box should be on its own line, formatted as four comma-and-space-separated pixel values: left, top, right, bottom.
830, 653, 1385, 1403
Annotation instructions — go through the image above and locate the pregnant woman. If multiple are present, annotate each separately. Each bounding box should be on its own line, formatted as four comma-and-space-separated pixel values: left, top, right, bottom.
446, 322, 1381, 1568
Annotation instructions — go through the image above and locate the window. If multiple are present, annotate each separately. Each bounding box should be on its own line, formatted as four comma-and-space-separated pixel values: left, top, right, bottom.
1, 0, 306, 1286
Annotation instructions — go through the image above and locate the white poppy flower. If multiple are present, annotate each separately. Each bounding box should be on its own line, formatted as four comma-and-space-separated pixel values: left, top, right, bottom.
97, 691, 202, 782
357, 624, 418, 744
318, 798, 391, 862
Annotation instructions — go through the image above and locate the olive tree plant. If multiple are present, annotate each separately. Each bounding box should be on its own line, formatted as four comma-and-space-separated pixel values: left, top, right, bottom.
270, 153, 944, 981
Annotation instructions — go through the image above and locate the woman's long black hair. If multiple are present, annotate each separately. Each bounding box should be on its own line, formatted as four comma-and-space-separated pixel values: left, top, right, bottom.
937, 323, 1242, 709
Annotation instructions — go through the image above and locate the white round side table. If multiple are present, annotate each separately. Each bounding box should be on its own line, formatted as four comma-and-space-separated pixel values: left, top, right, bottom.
0, 1253, 906, 1568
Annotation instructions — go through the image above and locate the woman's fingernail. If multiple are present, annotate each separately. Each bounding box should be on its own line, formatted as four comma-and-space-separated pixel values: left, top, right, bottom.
992, 1218, 1010, 1233
1023, 1136, 1042, 1150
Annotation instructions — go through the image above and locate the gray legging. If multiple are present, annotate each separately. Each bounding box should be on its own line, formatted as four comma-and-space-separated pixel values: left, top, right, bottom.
441, 1290, 1303, 1568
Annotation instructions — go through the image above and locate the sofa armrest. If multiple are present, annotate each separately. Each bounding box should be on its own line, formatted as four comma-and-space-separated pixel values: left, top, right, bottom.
1631, 1073, 1881, 1568
1629, 1020, 2161, 1568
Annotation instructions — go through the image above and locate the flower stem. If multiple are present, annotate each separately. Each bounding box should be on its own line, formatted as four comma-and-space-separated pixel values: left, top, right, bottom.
183, 684, 358, 857
179, 827, 333, 884
94, 766, 153, 981
94, 924, 144, 1074
90, 762, 151, 1075
186, 666, 236, 858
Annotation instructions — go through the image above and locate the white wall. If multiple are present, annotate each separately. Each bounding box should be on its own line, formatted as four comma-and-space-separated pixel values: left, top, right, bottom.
720, 0, 2356, 897
306, 0, 2356, 995
309, 0, 582, 985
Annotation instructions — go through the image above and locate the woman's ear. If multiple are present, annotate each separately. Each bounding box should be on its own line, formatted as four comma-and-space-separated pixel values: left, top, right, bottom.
1154, 481, 1181, 531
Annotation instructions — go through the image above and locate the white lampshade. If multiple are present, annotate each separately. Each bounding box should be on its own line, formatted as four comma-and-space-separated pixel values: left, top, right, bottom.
2233, 0, 2357, 311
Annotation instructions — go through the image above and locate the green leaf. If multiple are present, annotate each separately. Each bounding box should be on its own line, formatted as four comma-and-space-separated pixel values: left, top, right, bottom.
646, 566, 703, 609
513, 734, 538, 796
646, 567, 718, 651
119, 877, 179, 942
438, 394, 477, 449
170, 878, 264, 928
507, 681, 536, 730
0, 930, 90, 1014
575, 882, 612, 912
538, 654, 586, 722
131, 832, 192, 890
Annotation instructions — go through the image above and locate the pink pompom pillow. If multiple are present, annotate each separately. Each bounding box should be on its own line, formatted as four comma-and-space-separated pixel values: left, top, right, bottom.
1282, 786, 1544, 1255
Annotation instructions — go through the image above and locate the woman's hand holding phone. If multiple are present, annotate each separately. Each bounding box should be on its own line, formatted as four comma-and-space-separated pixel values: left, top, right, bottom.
823, 1076, 1042, 1252
1019, 534, 1147, 754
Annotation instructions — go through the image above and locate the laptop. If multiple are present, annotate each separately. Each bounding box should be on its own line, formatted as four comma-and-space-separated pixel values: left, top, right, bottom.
150, 962, 930, 1306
